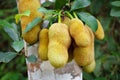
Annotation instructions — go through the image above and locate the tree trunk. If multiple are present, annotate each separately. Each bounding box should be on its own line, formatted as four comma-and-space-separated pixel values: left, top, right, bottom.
24, 42, 82, 80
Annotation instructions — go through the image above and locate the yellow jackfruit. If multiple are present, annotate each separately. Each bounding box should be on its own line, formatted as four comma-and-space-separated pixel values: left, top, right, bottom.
95, 19, 105, 40
48, 23, 71, 68
83, 60, 96, 73
38, 29, 49, 60
18, 0, 43, 44
48, 23, 71, 47
69, 18, 90, 47
61, 16, 70, 26
74, 25, 95, 66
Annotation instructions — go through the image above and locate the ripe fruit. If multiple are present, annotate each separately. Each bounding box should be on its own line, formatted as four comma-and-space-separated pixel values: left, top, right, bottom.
95, 19, 105, 40
38, 29, 49, 60
69, 18, 90, 47
74, 25, 95, 66
48, 23, 71, 68
61, 16, 70, 26
83, 60, 96, 73
22, 25, 40, 44
18, 0, 43, 44
48, 23, 71, 47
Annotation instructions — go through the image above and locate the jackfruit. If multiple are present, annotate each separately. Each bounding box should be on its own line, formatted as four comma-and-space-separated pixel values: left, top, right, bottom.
69, 18, 90, 47
48, 23, 71, 68
74, 25, 95, 66
18, 0, 43, 44
95, 19, 105, 40
38, 28, 49, 60
83, 60, 96, 73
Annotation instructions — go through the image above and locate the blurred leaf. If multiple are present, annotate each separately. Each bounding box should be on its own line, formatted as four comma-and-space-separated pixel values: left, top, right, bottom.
111, 1, 120, 7
15, 10, 30, 23
103, 55, 117, 71
0, 20, 19, 41
95, 77, 107, 80
77, 12, 98, 32
42, 1, 54, 7
90, 0, 103, 14
83, 72, 94, 80
4, 27, 19, 41
71, 0, 91, 11
38, 7, 56, 14
98, 17, 112, 31
1, 72, 23, 80
27, 55, 37, 63
0, 52, 17, 63
95, 44, 103, 59
11, 40, 24, 52
107, 36, 117, 51
110, 7, 120, 17
0, 19, 13, 28
23, 17, 42, 34
93, 59, 102, 77
55, 0, 67, 9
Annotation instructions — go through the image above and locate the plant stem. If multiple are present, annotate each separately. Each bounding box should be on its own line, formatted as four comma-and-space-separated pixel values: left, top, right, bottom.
73, 12, 78, 18
65, 11, 74, 19
58, 10, 62, 23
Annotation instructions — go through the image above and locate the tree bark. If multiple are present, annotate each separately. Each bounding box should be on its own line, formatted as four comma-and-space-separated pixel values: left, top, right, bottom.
24, 42, 82, 80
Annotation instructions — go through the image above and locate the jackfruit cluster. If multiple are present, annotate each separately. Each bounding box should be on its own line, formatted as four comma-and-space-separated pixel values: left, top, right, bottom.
17, 0, 104, 73
37, 16, 104, 73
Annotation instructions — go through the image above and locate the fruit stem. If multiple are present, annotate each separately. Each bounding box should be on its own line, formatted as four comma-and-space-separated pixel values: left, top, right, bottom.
65, 11, 74, 19
58, 10, 62, 23
73, 12, 78, 19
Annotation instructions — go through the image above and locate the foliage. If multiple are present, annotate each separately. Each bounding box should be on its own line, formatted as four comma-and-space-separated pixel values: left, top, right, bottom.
0, 0, 120, 80
0, 0, 27, 80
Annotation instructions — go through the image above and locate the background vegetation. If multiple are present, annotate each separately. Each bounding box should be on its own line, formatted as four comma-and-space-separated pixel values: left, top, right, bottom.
0, 0, 120, 80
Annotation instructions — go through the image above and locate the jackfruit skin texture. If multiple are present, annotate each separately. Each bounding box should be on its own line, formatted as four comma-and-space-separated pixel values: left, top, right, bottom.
48, 23, 71, 48
48, 23, 71, 68
69, 18, 91, 47
18, 0, 43, 44
62, 16, 74, 62
61, 16, 71, 26
83, 60, 96, 73
74, 25, 95, 66
95, 19, 105, 40
38, 29, 49, 61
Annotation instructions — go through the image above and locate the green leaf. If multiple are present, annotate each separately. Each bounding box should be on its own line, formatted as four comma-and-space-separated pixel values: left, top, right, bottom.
93, 59, 102, 77
83, 72, 94, 80
111, 1, 120, 7
95, 77, 107, 80
77, 12, 98, 32
103, 55, 117, 71
98, 17, 112, 31
110, 7, 120, 17
55, 0, 67, 9
15, 10, 30, 23
90, 0, 103, 14
0, 20, 19, 41
27, 55, 37, 63
42, 1, 54, 7
4, 27, 19, 41
23, 17, 42, 34
38, 7, 56, 14
71, 0, 91, 11
0, 52, 17, 63
1, 72, 23, 80
11, 40, 24, 52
